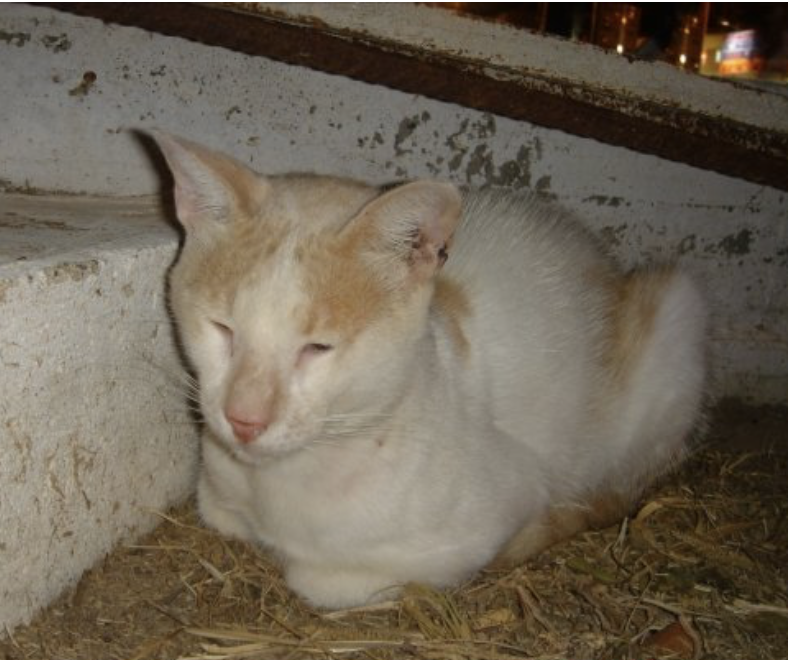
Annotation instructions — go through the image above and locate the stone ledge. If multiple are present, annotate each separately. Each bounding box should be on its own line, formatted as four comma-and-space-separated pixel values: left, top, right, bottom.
0, 194, 198, 632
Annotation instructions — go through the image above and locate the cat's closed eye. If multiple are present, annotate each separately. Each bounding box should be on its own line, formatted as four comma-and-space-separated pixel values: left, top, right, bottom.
211, 321, 234, 354
298, 342, 334, 366
303, 343, 333, 355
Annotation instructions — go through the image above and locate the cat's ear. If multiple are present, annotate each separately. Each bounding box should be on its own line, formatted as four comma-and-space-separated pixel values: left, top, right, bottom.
150, 131, 269, 230
346, 180, 462, 282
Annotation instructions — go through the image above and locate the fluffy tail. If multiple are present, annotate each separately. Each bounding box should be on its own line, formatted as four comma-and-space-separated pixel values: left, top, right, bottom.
606, 267, 709, 492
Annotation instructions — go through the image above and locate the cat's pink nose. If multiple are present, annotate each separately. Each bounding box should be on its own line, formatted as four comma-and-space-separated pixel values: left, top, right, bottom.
225, 412, 269, 444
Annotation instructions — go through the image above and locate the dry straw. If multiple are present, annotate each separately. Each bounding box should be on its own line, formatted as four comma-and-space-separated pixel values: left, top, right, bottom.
2, 403, 787, 660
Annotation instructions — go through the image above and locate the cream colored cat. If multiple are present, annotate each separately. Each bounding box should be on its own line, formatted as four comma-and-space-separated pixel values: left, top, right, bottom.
153, 132, 708, 609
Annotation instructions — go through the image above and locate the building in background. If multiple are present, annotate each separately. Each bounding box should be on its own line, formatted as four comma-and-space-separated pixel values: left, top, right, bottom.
432, 3, 788, 82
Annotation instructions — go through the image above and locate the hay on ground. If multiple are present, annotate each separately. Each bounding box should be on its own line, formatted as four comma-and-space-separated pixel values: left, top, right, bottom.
1, 401, 786, 660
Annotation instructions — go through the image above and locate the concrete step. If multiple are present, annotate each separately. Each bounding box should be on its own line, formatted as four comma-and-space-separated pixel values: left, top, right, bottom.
0, 194, 198, 632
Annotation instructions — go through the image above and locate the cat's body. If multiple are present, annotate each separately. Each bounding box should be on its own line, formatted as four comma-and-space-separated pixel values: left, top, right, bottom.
154, 133, 708, 608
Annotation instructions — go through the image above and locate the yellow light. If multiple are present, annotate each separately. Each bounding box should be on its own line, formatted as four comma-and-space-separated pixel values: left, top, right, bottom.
616, 44, 624, 54
679, 53, 687, 65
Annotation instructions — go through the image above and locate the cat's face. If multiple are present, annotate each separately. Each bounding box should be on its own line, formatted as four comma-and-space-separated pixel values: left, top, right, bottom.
155, 133, 461, 462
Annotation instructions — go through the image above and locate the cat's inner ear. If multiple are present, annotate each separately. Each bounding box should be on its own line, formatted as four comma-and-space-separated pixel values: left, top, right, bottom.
151, 131, 269, 230
349, 180, 462, 281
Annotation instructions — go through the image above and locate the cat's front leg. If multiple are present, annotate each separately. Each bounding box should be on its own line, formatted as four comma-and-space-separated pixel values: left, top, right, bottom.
196, 470, 256, 542
285, 561, 402, 609
196, 437, 256, 542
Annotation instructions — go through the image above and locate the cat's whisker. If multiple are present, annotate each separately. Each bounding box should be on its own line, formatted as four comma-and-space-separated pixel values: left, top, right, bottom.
104, 358, 199, 398
159, 419, 201, 427
129, 352, 199, 387
323, 430, 377, 439
309, 439, 343, 449
320, 413, 392, 436
325, 419, 385, 428
160, 407, 202, 418
324, 411, 393, 419
158, 405, 201, 416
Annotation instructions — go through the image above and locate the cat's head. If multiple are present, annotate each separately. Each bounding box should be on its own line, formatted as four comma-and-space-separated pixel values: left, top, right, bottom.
153, 132, 462, 462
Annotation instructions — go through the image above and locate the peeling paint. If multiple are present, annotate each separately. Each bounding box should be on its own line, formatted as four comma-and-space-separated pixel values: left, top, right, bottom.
437, 115, 531, 186
584, 194, 626, 208
534, 175, 552, 193
461, 143, 531, 187
465, 144, 490, 180
473, 113, 496, 138
719, 229, 754, 256
0, 30, 31, 47
356, 131, 386, 149
445, 118, 471, 168
42, 34, 72, 52
493, 145, 531, 187
533, 136, 544, 161
598, 224, 629, 249
225, 105, 242, 120
678, 234, 697, 255
394, 113, 429, 156
447, 150, 465, 173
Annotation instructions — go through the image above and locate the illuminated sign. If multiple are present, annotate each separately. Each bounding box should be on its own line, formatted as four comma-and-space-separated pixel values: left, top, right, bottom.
719, 29, 765, 75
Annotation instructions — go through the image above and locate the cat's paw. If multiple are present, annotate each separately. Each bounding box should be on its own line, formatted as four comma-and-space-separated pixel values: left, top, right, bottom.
285, 562, 402, 609
196, 474, 255, 542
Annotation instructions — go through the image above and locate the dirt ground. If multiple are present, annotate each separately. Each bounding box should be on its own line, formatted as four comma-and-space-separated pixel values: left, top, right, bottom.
2, 401, 787, 660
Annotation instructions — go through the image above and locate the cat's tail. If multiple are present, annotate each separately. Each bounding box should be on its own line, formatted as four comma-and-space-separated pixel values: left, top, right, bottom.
604, 266, 709, 493
496, 269, 709, 568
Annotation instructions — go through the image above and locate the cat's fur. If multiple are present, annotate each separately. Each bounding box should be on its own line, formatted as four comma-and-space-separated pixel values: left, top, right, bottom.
153, 132, 708, 609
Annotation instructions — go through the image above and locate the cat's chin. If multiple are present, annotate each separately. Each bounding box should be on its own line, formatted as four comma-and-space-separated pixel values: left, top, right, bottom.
217, 432, 313, 465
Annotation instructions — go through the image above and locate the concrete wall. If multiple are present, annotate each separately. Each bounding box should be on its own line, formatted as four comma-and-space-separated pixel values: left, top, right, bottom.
0, 194, 196, 632
2, 4, 784, 403
0, 2, 785, 633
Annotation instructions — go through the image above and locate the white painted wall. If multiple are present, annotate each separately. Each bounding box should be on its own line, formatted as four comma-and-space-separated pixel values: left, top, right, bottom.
1, 4, 783, 403
0, 1, 785, 634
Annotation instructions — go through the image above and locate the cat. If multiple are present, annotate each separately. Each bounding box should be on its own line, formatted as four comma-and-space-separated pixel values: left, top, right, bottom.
152, 131, 708, 609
